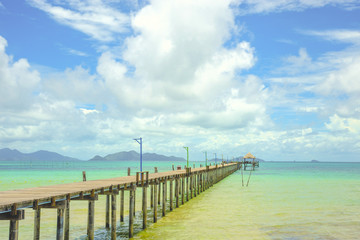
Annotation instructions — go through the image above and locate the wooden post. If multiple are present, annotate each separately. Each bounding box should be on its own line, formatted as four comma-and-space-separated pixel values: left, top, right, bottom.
9, 220, 19, 240
120, 189, 124, 222
175, 177, 179, 208
169, 179, 173, 211
142, 184, 147, 229
157, 180, 161, 205
181, 175, 185, 205
162, 180, 166, 217
33, 206, 41, 240
194, 173, 197, 197
105, 195, 110, 229
56, 208, 64, 240
134, 189, 136, 217
129, 184, 135, 238
64, 199, 70, 240
128, 167, 131, 176
87, 200, 95, 240
197, 174, 200, 195
111, 194, 117, 240
172, 164, 174, 171
153, 181, 158, 223
1, 207, 24, 240
190, 175, 193, 199
82, 171, 86, 181
150, 184, 154, 208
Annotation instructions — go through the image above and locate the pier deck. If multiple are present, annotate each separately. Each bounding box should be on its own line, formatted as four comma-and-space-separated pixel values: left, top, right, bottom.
0, 162, 240, 240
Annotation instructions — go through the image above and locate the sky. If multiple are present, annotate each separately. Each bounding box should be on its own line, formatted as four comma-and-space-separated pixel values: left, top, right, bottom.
0, 0, 360, 162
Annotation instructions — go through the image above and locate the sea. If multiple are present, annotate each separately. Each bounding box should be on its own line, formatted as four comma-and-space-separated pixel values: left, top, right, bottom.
0, 160, 359, 239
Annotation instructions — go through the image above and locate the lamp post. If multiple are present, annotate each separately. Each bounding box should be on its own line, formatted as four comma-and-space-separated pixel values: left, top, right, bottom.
214, 153, 217, 165
183, 147, 189, 168
204, 151, 208, 166
134, 137, 142, 172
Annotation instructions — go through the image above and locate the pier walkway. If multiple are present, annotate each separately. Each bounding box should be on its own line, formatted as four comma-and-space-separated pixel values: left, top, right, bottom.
0, 162, 241, 240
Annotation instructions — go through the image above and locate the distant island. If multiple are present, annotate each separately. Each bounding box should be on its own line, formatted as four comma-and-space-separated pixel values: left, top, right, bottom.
0, 148, 185, 162
311, 159, 320, 163
89, 150, 185, 162
0, 148, 268, 163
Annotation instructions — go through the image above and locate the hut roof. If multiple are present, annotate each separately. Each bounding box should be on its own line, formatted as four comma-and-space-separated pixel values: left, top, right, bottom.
244, 152, 255, 159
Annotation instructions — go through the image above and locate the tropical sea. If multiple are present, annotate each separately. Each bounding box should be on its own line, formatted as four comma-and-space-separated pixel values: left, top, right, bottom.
0, 160, 359, 239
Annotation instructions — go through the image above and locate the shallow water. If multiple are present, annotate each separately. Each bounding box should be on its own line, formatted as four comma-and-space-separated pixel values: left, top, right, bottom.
1, 161, 359, 239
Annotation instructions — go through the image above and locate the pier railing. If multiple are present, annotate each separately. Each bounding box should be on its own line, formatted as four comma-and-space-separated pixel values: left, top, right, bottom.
0, 162, 241, 240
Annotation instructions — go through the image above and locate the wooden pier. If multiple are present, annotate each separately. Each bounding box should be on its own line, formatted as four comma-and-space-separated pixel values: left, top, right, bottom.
0, 162, 241, 240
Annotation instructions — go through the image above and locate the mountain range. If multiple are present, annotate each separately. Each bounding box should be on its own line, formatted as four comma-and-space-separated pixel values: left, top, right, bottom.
0, 148, 185, 162
0, 148, 265, 162
0, 148, 79, 162
89, 150, 185, 162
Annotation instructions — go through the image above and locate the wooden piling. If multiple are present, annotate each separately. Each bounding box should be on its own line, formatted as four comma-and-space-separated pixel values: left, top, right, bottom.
64, 199, 70, 240
175, 177, 179, 208
129, 184, 135, 238
162, 180, 166, 216
169, 179, 173, 211
150, 184, 154, 208
158, 180, 161, 205
56, 208, 64, 240
9, 219, 19, 240
87, 200, 95, 240
153, 181, 158, 223
111, 194, 117, 240
181, 175, 185, 205
33, 211, 40, 239
194, 173, 197, 197
186, 176, 189, 201
120, 189, 124, 222
142, 184, 147, 229
82, 171, 86, 181
105, 195, 110, 229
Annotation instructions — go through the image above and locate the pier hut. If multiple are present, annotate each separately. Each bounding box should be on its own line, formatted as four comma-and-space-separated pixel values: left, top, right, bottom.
243, 152, 259, 170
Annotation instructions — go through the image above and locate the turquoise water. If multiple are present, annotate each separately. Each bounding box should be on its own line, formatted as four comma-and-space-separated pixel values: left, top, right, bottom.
1, 161, 359, 239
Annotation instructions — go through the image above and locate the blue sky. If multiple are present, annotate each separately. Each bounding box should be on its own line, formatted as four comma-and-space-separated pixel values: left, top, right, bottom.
1, 0, 360, 161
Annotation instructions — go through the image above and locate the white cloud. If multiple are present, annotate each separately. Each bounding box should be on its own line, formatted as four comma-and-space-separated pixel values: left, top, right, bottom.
3, 1, 360, 162
99, 0, 258, 118
325, 114, 360, 133
318, 55, 360, 96
67, 48, 88, 57
0, 36, 41, 110
27, 0, 130, 42
301, 29, 360, 44
237, 0, 360, 14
